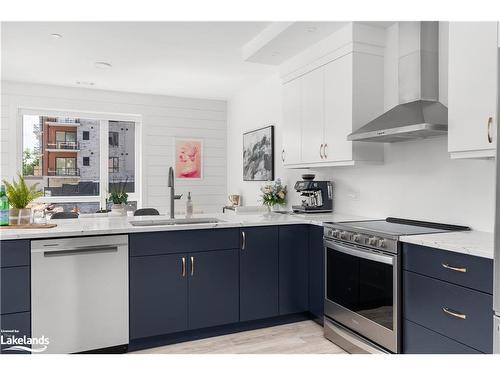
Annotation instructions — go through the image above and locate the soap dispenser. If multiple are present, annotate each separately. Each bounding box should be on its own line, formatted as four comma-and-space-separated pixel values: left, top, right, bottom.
186, 192, 193, 218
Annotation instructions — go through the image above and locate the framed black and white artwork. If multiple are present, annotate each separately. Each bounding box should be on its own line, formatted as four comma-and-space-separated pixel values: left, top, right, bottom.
243, 125, 274, 181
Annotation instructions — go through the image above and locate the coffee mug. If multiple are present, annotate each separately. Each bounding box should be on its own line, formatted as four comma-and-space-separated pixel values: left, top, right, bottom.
228, 194, 241, 206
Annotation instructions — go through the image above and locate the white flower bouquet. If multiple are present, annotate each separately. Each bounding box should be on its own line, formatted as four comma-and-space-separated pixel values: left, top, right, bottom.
260, 178, 287, 208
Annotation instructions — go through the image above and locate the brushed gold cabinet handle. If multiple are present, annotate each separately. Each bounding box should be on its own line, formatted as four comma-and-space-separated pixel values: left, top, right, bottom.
181, 256, 186, 277
487, 117, 493, 143
320, 144, 324, 159
442, 263, 467, 273
241, 231, 246, 250
324, 143, 328, 159
190, 256, 194, 276
442, 307, 467, 320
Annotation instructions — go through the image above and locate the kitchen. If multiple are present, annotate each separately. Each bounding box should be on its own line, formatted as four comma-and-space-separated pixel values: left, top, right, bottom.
1, 1, 500, 373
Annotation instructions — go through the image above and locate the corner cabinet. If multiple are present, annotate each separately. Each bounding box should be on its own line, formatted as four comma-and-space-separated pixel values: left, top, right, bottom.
448, 22, 499, 159
281, 23, 385, 168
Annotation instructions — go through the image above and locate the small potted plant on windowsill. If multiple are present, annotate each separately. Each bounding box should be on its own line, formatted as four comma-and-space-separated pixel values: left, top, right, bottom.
109, 178, 128, 216
2, 173, 44, 225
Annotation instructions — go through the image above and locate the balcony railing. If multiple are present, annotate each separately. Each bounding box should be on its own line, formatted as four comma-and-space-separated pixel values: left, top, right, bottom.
46, 141, 79, 150
47, 168, 81, 177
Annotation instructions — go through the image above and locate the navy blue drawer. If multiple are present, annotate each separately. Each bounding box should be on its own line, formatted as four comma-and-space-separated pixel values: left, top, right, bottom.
0, 240, 30, 268
403, 243, 493, 294
0, 312, 31, 354
1, 266, 30, 314
129, 228, 240, 256
404, 271, 493, 353
403, 320, 481, 354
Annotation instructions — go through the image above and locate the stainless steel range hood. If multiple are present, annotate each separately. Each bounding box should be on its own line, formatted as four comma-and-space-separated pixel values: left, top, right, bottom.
348, 22, 448, 143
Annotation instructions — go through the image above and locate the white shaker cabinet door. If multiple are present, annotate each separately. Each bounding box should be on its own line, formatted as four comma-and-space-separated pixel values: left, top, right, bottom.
282, 78, 302, 165
300, 67, 325, 164
448, 22, 498, 158
324, 54, 353, 162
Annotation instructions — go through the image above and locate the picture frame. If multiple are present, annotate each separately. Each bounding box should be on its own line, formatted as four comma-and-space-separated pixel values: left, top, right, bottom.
243, 125, 274, 181
174, 138, 204, 180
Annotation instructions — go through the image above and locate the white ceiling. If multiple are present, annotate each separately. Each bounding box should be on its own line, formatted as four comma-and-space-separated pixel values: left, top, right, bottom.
1, 22, 279, 100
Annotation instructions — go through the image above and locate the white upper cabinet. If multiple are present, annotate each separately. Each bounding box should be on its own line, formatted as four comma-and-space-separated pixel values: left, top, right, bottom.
300, 67, 325, 164
448, 22, 498, 159
280, 23, 385, 168
282, 78, 302, 165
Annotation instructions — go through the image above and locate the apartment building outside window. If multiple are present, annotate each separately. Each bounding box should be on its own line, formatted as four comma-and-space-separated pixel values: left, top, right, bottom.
21, 111, 141, 212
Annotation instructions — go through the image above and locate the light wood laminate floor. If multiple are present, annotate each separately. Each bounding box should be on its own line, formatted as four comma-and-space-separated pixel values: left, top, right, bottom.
134, 320, 346, 354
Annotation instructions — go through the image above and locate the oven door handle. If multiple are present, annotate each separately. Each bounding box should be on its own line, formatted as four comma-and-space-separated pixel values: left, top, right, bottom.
324, 240, 394, 265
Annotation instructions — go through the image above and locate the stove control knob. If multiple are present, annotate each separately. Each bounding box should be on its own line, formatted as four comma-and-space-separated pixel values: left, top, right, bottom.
332, 230, 340, 238
378, 239, 386, 248
340, 231, 349, 240
368, 237, 377, 246
353, 234, 361, 243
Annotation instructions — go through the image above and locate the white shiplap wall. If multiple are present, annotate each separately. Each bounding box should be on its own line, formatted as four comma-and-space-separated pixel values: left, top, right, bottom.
0, 81, 227, 214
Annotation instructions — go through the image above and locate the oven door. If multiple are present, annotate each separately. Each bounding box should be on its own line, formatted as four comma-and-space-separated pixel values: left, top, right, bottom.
324, 239, 399, 353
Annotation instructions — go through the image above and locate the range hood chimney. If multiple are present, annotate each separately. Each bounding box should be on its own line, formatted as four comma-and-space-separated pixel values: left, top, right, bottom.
347, 22, 447, 143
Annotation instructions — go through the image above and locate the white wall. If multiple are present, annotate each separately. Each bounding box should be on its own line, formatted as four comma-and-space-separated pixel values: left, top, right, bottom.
0, 81, 227, 214
227, 73, 496, 232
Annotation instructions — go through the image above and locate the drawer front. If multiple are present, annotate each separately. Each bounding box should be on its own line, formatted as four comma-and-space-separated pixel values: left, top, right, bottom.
403, 320, 481, 354
0, 312, 31, 354
403, 243, 493, 294
0, 240, 30, 268
404, 271, 493, 353
129, 228, 239, 256
1, 266, 31, 314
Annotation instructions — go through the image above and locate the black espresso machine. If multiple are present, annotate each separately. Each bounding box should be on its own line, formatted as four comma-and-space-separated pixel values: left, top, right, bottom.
292, 174, 333, 213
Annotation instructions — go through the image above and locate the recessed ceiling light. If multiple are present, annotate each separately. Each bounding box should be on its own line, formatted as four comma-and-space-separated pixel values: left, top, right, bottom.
306, 26, 317, 33
94, 61, 112, 69
50, 33, 63, 39
76, 81, 95, 86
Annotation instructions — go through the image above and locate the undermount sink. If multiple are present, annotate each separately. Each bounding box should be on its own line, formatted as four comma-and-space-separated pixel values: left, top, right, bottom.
129, 217, 224, 226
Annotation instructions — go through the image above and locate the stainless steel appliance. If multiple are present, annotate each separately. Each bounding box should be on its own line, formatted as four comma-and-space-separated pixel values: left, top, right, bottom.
31, 235, 129, 354
323, 218, 469, 353
494, 46, 500, 354
292, 177, 333, 214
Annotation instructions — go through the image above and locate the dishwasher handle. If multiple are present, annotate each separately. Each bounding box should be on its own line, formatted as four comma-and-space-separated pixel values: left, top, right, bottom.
43, 245, 118, 257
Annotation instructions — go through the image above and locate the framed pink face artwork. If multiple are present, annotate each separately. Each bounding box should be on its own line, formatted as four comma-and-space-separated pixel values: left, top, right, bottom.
174, 138, 203, 179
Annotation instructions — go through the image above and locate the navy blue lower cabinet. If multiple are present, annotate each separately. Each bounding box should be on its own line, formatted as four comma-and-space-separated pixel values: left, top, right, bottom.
130, 254, 188, 339
188, 249, 239, 330
279, 225, 309, 315
403, 270, 493, 353
308, 225, 324, 321
239, 226, 279, 321
0, 312, 31, 354
1, 266, 31, 315
403, 320, 481, 354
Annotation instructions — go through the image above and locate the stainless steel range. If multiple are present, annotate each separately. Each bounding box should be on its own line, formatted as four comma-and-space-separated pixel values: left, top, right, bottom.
323, 217, 469, 354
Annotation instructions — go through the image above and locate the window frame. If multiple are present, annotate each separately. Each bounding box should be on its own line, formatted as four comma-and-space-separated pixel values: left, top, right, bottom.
108, 156, 119, 173
18, 108, 142, 209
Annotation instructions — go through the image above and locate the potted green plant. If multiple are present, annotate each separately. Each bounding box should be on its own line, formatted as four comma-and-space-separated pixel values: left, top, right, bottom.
2, 173, 44, 225
109, 178, 128, 216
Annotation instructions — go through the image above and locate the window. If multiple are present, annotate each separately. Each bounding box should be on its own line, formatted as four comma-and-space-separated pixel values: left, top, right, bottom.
109, 132, 119, 147
22, 113, 140, 210
108, 157, 119, 173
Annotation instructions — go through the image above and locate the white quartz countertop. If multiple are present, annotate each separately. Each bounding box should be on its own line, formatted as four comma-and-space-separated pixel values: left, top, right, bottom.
401, 230, 494, 259
0, 211, 370, 241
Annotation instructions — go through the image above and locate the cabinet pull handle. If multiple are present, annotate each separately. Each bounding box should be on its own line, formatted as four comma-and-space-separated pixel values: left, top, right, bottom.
487, 117, 493, 143
281, 149, 285, 162
442, 307, 467, 320
190, 256, 194, 276
320, 144, 324, 159
241, 231, 246, 250
181, 257, 186, 277
324, 143, 328, 159
442, 263, 467, 273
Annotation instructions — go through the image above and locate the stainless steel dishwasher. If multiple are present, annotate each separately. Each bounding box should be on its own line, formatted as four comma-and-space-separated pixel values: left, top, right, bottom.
31, 235, 129, 354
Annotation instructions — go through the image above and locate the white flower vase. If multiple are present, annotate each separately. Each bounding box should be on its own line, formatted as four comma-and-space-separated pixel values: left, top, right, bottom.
272, 204, 286, 213
110, 203, 126, 216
